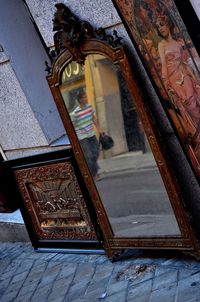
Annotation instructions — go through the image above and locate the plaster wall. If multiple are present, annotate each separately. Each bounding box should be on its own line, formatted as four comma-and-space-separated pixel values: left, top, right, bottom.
0, 61, 48, 153
190, 0, 200, 20
0, 0, 65, 160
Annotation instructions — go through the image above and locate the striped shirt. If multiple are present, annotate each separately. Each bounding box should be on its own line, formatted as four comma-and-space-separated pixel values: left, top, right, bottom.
70, 104, 95, 140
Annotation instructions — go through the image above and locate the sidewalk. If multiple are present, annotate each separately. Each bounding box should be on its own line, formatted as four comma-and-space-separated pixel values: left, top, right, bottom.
98, 151, 156, 176
0, 242, 200, 302
1, 152, 200, 301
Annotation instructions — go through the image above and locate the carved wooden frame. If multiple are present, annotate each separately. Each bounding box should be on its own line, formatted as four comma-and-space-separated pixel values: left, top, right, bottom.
10, 148, 103, 252
46, 4, 200, 260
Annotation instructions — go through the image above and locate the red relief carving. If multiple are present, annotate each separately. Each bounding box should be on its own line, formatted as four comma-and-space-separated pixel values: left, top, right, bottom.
15, 162, 97, 240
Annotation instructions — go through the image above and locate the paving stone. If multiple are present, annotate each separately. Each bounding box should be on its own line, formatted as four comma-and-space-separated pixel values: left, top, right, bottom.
15, 260, 34, 274
65, 284, 88, 301
0, 261, 21, 280
49, 297, 65, 302
49, 253, 68, 262
107, 280, 129, 296
86, 277, 109, 294
73, 263, 95, 282
4, 279, 24, 294
154, 267, 175, 277
104, 290, 127, 302
83, 265, 114, 299
177, 286, 200, 302
57, 253, 85, 262
23, 271, 42, 287
161, 258, 200, 269
152, 268, 177, 290
178, 271, 200, 287
0, 290, 20, 302
29, 260, 48, 275
0, 259, 11, 274
46, 277, 72, 301
90, 255, 110, 265
149, 285, 177, 302
30, 283, 52, 302
22, 253, 43, 261
56, 263, 77, 280
52, 253, 88, 263
14, 291, 34, 302
37, 263, 62, 288
39, 252, 59, 260
178, 268, 200, 280
176, 272, 200, 302
68, 298, 84, 302
17, 281, 39, 297
128, 294, 152, 302
9, 250, 26, 260
127, 279, 152, 301
11, 270, 30, 283
68, 280, 89, 293
0, 277, 12, 297
92, 264, 113, 281
84, 287, 108, 301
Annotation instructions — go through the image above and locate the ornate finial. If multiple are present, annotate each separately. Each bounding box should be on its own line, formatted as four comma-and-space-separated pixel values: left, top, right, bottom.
45, 61, 52, 74
113, 30, 123, 47
50, 3, 122, 63
52, 3, 94, 63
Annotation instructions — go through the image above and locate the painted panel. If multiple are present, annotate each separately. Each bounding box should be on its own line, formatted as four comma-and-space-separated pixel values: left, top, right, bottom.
113, 0, 200, 177
15, 162, 97, 241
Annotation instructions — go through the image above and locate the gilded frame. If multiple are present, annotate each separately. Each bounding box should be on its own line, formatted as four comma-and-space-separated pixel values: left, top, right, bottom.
47, 32, 200, 259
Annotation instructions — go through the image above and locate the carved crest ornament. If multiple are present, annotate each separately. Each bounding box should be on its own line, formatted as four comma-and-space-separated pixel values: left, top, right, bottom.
46, 2, 122, 68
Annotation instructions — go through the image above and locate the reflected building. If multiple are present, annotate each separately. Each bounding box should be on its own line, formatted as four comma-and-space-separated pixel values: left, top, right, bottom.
60, 55, 146, 160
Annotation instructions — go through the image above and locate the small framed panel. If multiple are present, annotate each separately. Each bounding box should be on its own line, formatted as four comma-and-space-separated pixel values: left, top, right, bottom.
9, 148, 103, 252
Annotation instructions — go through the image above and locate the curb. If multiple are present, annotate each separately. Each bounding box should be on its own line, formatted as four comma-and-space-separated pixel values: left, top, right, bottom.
0, 222, 30, 242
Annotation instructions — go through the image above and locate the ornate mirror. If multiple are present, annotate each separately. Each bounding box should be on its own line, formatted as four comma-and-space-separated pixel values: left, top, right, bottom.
46, 3, 200, 260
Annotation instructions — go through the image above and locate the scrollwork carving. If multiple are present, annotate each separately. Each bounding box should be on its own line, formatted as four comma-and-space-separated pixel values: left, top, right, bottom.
15, 162, 97, 240
50, 3, 122, 64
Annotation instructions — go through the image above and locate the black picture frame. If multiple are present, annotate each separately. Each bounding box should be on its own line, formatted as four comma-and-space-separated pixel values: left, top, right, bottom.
3, 148, 104, 253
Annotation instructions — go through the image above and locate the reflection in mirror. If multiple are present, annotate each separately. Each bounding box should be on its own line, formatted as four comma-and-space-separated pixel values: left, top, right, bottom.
59, 54, 181, 237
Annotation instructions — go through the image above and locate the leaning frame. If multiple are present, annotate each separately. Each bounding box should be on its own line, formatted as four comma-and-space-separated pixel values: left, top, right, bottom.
112, 0, 200, 180
46, 35, 200, 259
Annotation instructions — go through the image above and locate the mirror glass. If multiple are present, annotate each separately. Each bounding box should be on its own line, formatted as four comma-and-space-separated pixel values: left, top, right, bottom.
59, 54, 181, 237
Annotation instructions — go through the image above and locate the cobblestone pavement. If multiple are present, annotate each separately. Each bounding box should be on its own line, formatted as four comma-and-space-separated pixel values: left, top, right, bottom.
1, 243, 200, 302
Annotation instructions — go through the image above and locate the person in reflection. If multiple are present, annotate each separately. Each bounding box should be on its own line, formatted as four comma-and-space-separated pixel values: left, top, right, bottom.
71, 91, 102, 181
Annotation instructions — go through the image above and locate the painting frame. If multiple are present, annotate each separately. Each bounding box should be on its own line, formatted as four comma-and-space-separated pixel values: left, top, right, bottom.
112, 0, 200, 180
